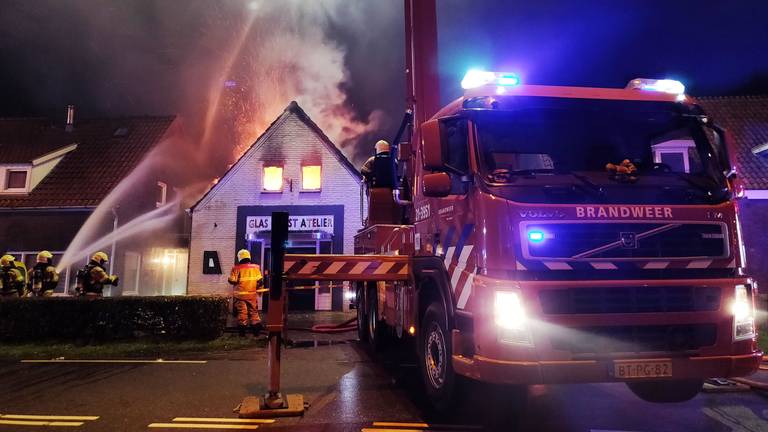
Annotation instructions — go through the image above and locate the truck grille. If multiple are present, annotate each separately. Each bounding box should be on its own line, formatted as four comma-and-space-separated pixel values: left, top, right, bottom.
539, 286, 721, 314
549, 324, 717, 354
522, 222, 727, 260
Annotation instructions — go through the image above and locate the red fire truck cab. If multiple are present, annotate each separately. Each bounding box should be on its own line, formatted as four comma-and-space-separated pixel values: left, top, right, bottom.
346, 0, 762, 411
355, 72, 761, 409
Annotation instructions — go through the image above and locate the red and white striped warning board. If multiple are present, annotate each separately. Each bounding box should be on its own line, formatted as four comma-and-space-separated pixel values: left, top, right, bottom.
284, 254, 410, 281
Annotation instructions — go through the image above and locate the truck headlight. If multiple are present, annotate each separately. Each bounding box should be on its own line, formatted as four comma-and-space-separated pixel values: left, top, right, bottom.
732, 284, 755, 341
495, 291, 533, 345
495, 291, 526, 330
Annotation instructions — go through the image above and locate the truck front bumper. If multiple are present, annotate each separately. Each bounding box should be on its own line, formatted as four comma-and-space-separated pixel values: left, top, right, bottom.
452, 351, 763, 385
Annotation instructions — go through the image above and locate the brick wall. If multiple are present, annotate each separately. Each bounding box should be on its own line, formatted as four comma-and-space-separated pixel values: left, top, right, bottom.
188, 110, 362, 296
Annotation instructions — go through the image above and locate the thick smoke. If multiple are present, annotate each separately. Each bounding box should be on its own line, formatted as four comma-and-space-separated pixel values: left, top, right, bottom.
0, 0, 404, 179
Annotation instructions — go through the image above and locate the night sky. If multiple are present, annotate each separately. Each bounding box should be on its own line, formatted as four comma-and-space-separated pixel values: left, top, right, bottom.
1, 0, 766, 168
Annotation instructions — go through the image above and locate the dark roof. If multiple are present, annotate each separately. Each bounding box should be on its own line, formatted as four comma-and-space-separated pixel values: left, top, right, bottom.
0, 115, 176, 208
697, 95, 768, 190
192, 101, 361, 210
0, 118, 70, 163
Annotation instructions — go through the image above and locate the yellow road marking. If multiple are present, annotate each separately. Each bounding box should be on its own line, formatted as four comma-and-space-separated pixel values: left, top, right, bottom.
149, 423, 259, 430
0, 419, 84, 426
362, 429, 426, 432
372, 421, 483, 430
21, 359, 207, 364
1, 414, 99, 421
172, 418, 274, 424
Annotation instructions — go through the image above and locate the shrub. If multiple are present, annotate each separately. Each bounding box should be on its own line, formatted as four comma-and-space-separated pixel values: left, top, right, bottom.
0, 296, 228, 342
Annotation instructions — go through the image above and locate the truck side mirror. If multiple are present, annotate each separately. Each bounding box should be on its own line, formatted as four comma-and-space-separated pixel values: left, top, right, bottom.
423, 172, 451, 197
422, 119, 443, 170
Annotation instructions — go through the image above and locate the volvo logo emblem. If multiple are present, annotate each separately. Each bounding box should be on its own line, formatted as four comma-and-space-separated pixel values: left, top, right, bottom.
619, 232, 638, 249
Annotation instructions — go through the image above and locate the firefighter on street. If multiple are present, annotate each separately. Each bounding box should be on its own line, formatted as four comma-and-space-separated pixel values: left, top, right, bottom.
228, 249, 264, 337
0, 254, 27, 298
29, 251, 60, 297
75, 252, 119, 297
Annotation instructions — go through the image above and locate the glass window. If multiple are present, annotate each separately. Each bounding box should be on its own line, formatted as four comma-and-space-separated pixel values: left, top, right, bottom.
302, 165, 321, 190
156, 181, 167, 207
6, 170, 27, 189
263, 166, 283, 191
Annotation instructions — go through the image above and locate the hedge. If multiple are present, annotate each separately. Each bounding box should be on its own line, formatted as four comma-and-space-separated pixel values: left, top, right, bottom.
0, 296, 228, 342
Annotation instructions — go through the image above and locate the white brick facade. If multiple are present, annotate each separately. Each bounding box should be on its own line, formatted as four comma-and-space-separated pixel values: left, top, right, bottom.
188, 102, 362, 299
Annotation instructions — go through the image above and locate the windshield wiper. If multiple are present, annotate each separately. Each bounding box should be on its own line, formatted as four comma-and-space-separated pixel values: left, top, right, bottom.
488, 168, 605, 200
658, 171, 728, 202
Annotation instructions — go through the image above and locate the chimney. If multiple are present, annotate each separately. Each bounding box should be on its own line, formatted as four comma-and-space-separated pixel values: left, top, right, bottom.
65, 104, 75, 132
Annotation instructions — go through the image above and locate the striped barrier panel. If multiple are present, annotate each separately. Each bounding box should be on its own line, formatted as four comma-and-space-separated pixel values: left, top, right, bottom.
284, 254, 410, 281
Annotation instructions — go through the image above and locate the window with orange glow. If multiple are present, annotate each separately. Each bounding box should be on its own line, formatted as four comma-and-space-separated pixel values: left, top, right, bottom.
302, 165, 321, 190
263, 166, 283, 191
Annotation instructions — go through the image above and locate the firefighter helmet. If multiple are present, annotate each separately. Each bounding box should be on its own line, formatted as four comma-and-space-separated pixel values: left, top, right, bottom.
375, 139, 390, 154
237, 249, 251, 261
92, 251, 109, 265
37, 250, 54, 263
0, 254, 15, 267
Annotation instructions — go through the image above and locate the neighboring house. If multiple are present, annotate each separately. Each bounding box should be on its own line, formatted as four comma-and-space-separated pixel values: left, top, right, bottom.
0, 109, 187, 295
188, 101, 363, 311
698, 96, 768, 290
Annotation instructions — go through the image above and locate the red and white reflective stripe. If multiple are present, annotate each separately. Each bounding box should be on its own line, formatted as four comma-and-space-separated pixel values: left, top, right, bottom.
643, 261, 669, 269
284, 255, 409, 281
590, 262, 618, 270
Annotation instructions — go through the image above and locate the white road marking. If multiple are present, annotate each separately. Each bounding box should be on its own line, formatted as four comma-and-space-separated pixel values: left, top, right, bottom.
702, 405, 768, 432
21, 359, 207, 364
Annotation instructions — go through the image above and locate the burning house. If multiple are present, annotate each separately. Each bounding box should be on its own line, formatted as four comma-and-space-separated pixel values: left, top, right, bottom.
188, 101, 362, 311
0, 107, 188, 296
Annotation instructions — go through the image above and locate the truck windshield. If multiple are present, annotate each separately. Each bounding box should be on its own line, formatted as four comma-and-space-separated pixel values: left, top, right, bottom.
472, 97, 730, 204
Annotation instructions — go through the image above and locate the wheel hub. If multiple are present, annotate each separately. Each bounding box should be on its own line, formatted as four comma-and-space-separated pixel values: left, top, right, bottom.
425, 324, 446, 389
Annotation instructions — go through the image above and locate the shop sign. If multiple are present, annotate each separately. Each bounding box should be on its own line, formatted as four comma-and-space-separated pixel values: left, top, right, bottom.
246, 215, 334, 236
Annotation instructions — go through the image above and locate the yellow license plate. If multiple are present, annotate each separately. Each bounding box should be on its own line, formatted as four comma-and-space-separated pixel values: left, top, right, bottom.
614, 361, 672, 379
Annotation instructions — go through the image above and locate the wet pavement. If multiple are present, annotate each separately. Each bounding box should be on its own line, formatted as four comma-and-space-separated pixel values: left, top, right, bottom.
0, 317, 766, 431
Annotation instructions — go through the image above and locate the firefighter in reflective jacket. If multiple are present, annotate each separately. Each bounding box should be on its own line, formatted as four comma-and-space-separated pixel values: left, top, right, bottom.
228, 249, 264, 337
0, 254, 27, 297
76, 252, 118, 297
29, 251, 59, 297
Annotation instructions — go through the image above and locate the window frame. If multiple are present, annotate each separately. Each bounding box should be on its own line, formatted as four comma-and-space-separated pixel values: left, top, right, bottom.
262, 165, 284, 193
2, 166, 31, 193
156, 181, 168, 207
300, 164, 322, 192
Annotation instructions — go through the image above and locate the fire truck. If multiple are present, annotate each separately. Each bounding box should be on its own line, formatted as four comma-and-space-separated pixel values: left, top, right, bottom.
284, 0, 761, 410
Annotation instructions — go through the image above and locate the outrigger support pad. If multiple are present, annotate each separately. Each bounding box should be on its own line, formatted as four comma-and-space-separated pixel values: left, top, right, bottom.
237, 212, 305, 419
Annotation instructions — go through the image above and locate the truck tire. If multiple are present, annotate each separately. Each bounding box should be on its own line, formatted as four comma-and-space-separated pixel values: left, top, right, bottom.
356, 284, 367, 342
420, 301, 457, 412
366, 285, 387, 351
626, 379, 703, 403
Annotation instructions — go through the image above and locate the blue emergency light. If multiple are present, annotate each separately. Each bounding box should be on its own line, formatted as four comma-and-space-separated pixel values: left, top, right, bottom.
461, 69, 521, 89
527, 230, 545, 243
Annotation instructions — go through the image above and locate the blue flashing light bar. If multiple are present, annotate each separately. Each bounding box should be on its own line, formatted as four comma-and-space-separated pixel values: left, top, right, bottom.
461, 69, 521, 89
527, 230, 545, 243
627, 78, 685, 95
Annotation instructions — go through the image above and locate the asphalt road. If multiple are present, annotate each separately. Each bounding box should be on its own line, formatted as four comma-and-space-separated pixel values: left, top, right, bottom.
0, 335, 766, 432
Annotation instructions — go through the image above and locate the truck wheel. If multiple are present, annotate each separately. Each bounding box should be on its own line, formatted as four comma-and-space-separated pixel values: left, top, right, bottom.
420, 301, 457, 412
367, 286, 387, 351
626, 379, 703, 403
356, 284, 367, 342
